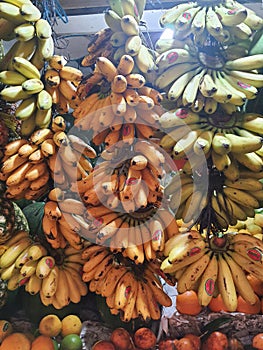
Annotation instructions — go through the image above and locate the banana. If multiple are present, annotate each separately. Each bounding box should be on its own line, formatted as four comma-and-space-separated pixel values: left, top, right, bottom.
15, 96, 37, 120
172, 129, 202, 159
0, 70, 27, 85
41, 265, 58, 298
1, 262, 17, 281
37, 89, 53, 110
122, 279, 138, 322
4, 139, 28, 156
162, 238, 207, 272
135, 281, 151, 322
63, 268, 81, 304
240, 113, 263, 134
0, 237, 32, 268
177, 251, 212, 293
197, 253, 218, 307
104, 9, 122, 32
218, 193, 247, 222
233, 151, 263, 173
19, 2, 41, 21
199, 72, 218, 97
204, 97, 218, 114
217, 254, 237, 312
182, 190, 207, 224
27, 273, 42, 295
229, 22, 252, 40
20, 259, 38, 278
14, 22, 35, 41
193, 130, 213, 155
96, 56, 118, 82
114, 271, 136, 310
175, 6, 201, 32
27, 244, 47, 261
15, 246, 30, 268
0, 2, 25, 23
225, 177, 263, 192
227, 70, 263, 88
13, 56, 41, 79
36, 256, 55, 279
206, 6, 224, 38
228, 250, 263, 282
121, 15, 139, 36
182, 69, 206, 106
135, 44, 156, 73
5, 161, 32, 186
59, 66, 83, 81
225, 54, 263, 71
35, 18, 52, 39
155, 61, 199, 90
159, 2, 195, 27
225, 132, 262, 153
221, 72, 258, 100
124, 35, 141, 57
30, 128, 53, 145
7, 270, 28, 291
21, 78, 44, 94
231, 241, 263, 266
214, 4, 247, 26
211, 150, 231, 171
100, 265, 127, 297
224, 186, 259, 210
117, 54, 134, 75
54, 268, 70, 308
212, 133, 232, 155
144, 273, 172, 307
0, 86, 30, 102
4, 231, 29, 247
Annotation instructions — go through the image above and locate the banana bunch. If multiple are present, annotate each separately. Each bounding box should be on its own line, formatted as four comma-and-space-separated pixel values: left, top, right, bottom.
0, 229, 88, 308
230, 213, 263, 238
155, 39, 263, 112
161, 231, 263, 312
44, 55, 84, 114
71, 189, 179, 263
0, 130, 54, 201
81, 28, 114, 67
0, 56, 54, 134
73, 55, 163, 143
0, 0, 54, 71
37, 246, 88, 309
42, 198, 85, 250
76, 139, 166, 213
159, 0, 263, 44
0, 117, 96, 199
159, 108, 263, 175
102, 0, 157, 75
81, 243, 172, 322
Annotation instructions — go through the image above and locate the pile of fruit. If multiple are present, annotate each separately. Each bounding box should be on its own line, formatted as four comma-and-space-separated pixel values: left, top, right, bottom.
0, 0, 263, 347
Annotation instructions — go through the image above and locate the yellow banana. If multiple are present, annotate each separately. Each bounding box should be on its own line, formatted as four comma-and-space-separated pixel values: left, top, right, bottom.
197, 253, 218, 306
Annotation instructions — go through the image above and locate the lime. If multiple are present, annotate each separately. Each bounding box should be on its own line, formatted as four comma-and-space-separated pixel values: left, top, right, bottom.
52, 339, 60, 350
60, 334, 83, 350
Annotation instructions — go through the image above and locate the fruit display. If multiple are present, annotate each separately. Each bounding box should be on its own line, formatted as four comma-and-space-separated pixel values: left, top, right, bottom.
0, 0, 263, 347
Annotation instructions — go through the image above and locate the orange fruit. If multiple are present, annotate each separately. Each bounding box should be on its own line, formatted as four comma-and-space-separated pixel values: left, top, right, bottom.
31, 335, 55, 350
39, 314, 62, 337
176, 291, 202, 316
208, 294, 229, 312
247, 274, 263, 296
236, 294, 261, 314
252, 333, 263, 350
201, 331, 228, 350
177, 337, 196, 349
184, 334, 201, 350
61, 315, 82, 337
0, 332, 31, 350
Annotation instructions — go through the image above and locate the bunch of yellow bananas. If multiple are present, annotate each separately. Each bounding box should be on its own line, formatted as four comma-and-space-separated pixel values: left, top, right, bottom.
0, 229, 88, 309
44, 55, 83, 114
81, 244, 172, 322
159, 0, 263, 46
73, 54, 163, 146
161, 231, 263, 312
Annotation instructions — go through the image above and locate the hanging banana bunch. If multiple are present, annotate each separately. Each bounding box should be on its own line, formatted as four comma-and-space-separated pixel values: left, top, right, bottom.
81, 0, 156, 77
161, 231, 263, 313
81, 244, 173, 322
0, 230, 88, 309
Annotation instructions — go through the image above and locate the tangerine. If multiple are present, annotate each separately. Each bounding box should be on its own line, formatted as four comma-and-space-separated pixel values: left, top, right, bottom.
184, 334, 201, 350
236, 294, 261, 314
0, 332, 31, 350
208, 294, 229, 312
176, 290, 202, 316
247, 274, 263, 296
